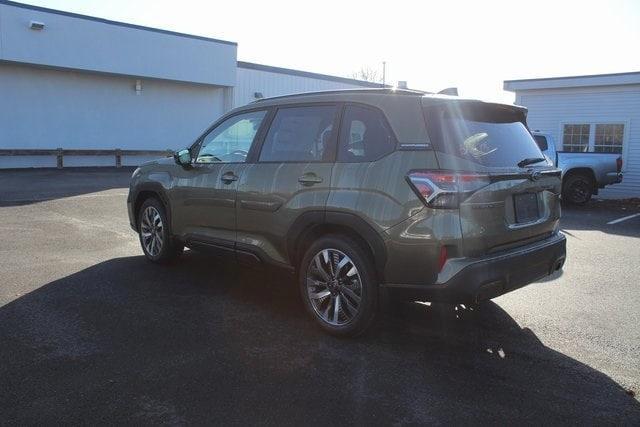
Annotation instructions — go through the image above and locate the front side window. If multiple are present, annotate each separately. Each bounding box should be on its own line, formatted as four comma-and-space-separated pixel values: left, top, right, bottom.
338, 105, 394, 162
594, 124, 624, 153
259, 105, 337, 162
196, 110, 267, 163
562, 124, 590, 152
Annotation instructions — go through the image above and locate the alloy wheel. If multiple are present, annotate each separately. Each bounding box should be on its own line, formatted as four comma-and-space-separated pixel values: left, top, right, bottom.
140, 206, 164, 257
306, 248, 363, 326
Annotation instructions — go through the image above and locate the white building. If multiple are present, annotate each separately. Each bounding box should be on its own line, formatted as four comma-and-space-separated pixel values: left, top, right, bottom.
0, 0, 381, 168
504, 72, 640, 197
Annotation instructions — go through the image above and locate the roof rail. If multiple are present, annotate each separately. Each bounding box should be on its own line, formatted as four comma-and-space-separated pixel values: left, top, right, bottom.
252, 87, 428, 103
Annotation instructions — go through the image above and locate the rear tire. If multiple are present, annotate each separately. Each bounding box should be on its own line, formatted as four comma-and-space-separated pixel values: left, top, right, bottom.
299, 235, 378, 337
137, 198, 183, 263
562, 173, 593, 205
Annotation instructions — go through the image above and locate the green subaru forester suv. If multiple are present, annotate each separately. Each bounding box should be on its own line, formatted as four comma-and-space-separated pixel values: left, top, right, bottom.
128, 89, 566, 336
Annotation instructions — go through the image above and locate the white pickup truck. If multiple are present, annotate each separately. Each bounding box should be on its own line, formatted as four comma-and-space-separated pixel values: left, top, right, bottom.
532, 132, 623, 205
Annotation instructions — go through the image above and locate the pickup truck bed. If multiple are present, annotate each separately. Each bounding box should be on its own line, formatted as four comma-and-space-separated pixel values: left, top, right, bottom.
533, 133, 623, 205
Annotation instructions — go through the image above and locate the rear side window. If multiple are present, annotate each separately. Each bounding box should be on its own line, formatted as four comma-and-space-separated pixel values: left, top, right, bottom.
338, 105, 394, 162
533, 135, 548, 151
259, 105, 338, 162
424, 104, 548, 168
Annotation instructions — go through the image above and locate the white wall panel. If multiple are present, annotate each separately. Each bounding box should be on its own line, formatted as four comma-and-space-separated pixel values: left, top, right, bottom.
234, 67, 372, 108
0, 62, 225, 167
0, 2, 237, 86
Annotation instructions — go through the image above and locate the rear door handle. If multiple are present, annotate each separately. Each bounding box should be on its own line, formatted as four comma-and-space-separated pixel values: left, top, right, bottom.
298, 174, 323, 186
221, 171, 239, 184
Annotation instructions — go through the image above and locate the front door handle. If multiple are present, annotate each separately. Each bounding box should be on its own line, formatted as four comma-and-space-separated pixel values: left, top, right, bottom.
298, 173, 323, 186
221, 171, 239, 184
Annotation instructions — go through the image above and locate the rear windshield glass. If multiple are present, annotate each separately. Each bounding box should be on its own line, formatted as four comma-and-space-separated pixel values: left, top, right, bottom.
424, 104, 547, 168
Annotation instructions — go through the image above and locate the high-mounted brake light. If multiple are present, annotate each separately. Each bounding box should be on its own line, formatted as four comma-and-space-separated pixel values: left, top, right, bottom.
406, 170, 490, 209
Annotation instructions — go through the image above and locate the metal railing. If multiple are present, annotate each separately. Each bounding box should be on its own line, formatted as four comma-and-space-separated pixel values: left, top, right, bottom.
0, 148, 173, 168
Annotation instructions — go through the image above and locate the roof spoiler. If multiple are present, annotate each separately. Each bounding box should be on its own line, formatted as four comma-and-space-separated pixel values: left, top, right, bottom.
437, 87, 458, 96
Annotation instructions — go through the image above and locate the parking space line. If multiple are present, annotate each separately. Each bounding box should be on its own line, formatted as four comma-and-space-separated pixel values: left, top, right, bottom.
606, 213, 640, 225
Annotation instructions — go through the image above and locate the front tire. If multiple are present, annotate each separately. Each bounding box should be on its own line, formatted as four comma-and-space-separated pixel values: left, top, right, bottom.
299, 235, 378, 337
138, 198, 183, 263
563, 173, 593, 205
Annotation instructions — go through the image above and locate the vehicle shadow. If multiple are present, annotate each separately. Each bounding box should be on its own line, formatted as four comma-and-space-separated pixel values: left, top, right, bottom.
1, 252, 638, 425
0, 168, 134, 206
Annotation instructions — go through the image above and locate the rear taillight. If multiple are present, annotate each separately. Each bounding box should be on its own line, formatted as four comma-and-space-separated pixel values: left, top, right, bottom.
406, 170, 490, 209
438, 245, 448, 272
616, 157, 623, 173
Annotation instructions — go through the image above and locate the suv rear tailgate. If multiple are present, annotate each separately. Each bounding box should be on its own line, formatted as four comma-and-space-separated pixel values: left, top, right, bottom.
458, 168, 561, 256
423, 98, 562, 256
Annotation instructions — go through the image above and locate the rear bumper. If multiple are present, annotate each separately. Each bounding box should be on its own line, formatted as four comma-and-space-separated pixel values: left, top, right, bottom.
613, 172, 623, 184
602, 172, 623, 187
382, 233, 566, 303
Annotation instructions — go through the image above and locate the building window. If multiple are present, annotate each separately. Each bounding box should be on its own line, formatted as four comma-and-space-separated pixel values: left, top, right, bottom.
562, 124, 590, 152
561, 122, 625, 154
594, 124, 624, 154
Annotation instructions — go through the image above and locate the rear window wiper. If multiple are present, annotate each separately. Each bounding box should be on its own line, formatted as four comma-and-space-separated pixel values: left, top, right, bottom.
517, 157, 546, 168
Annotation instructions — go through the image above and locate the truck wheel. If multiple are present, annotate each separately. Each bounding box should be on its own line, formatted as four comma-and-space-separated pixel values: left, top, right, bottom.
563, 174, 593, 205
299, 235, 378, 337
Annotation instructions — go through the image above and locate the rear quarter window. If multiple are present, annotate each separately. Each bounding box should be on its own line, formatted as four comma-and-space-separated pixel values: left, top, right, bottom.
337, 105, 395, 162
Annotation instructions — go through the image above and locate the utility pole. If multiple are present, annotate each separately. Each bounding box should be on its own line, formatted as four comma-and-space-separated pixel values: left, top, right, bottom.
382, 61, 386, 87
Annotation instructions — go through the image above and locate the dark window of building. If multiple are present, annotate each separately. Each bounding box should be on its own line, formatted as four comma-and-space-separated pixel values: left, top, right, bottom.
562, 124, 590, 152
594, 123, 624, 154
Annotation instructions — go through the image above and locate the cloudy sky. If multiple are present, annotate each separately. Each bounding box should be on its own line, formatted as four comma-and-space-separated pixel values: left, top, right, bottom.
19, 0, 640, 103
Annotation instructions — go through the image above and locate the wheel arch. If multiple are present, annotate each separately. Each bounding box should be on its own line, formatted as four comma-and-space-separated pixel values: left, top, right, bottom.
287, 211, 387, 281
132, 183, 172, 231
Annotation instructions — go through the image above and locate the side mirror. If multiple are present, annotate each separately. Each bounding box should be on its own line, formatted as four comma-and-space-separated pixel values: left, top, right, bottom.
174, 149, 192, 166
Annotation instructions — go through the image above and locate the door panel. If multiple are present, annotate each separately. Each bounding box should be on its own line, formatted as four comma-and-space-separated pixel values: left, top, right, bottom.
328, 104, 431, 231
236, 163, 333, 265
236, 104, 339, 266
170, 109, 269, 243
171, 163, 246, 243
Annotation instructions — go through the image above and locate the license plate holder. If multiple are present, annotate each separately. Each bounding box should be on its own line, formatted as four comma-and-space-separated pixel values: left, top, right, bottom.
514, 193, 540, 223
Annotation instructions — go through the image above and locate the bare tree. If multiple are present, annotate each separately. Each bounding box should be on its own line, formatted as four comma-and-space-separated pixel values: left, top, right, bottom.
351, 66, 381, 83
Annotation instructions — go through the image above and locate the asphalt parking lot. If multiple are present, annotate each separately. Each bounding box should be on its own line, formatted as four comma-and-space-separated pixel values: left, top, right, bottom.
1, 169, 639, 425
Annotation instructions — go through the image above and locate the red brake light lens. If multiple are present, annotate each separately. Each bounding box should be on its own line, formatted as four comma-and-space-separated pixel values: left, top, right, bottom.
438, 245, 448, 272
406, 171, 490, 209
